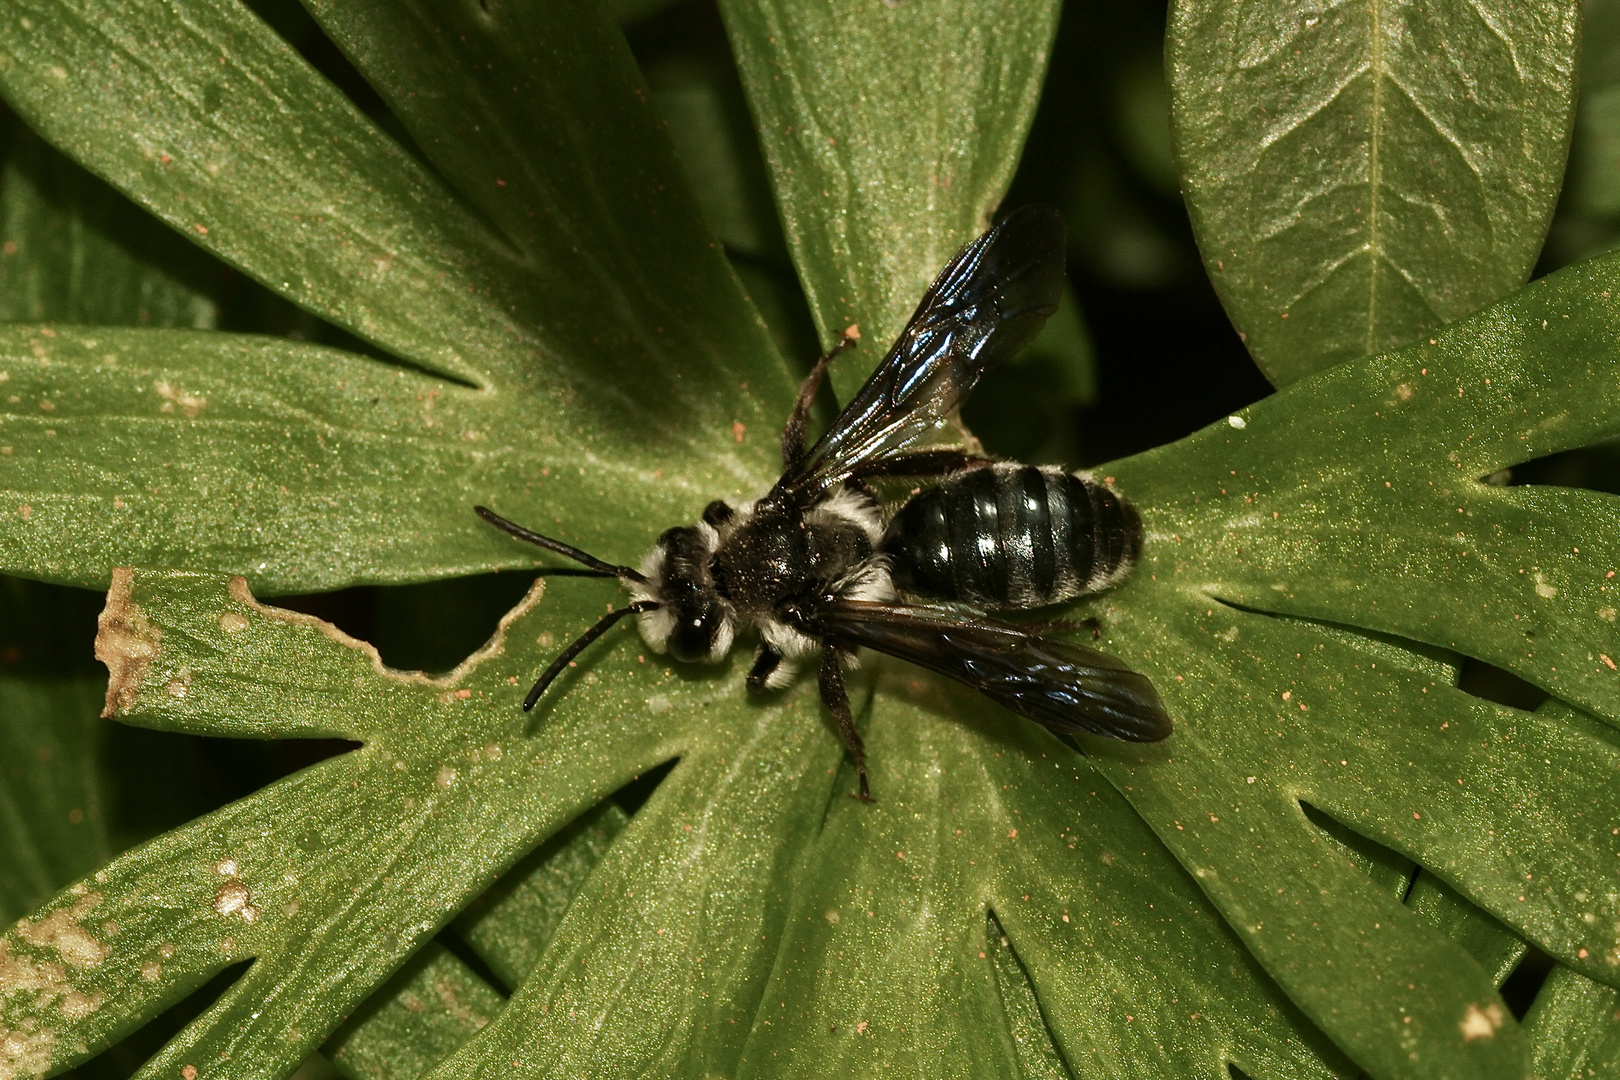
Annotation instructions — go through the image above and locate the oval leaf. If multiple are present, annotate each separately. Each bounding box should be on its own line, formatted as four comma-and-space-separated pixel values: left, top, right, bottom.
1169, 0, 1580, 384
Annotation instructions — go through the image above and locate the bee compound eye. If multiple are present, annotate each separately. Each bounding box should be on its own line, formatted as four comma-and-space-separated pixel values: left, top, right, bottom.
668, 606, 722, 663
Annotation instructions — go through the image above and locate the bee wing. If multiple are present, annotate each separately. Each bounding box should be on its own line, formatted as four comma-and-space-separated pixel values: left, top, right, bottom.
776, 205, 1066, 502
804, 600, 1172, 742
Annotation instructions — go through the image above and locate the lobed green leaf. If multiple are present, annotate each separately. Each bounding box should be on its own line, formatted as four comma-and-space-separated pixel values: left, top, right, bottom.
0, 569, 682, 1080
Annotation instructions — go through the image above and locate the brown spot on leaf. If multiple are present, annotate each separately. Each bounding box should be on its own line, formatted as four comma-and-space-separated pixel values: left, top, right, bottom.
95, 568, 161, 718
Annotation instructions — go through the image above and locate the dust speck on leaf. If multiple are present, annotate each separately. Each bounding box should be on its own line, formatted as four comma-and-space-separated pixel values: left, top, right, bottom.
95, 568, 161, 718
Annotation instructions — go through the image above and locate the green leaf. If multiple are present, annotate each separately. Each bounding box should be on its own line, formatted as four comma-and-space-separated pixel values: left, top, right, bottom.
0, 0, 806, 592
0, 320, 790, 592
324, 944, 501, 1080
6, 568, 1355, 1080
325, 800, 626, 1078
430, 707, 834, 1079
1405, 872, 1525, 989
0, 120, 217, 329
1092, 250, 1620, 1078
1523, 964, 1620, 1079
0, 568, 681, 1080
717, 0, 1062, 380
449, 800, 627, 989
1168, 0, 1580, 385
0, 0, 787, 417
731, 680, 1353, 1079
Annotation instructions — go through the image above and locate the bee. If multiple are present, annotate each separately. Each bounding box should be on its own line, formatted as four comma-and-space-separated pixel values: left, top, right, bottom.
476, 204, 1170, 800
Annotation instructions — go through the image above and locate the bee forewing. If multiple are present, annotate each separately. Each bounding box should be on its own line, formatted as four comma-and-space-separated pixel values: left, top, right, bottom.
805, 599, 1172, 743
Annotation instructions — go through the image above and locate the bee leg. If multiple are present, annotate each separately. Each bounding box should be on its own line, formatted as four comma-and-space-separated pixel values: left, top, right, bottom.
781, 329, 858, 469
747, 644, 784, 689
1016, 615, 1104, 640
848, 448, 994, 481
818, 645, 870, 802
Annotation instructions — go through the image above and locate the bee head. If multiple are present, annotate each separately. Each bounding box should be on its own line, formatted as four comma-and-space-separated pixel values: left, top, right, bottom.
632, 522, 736, 663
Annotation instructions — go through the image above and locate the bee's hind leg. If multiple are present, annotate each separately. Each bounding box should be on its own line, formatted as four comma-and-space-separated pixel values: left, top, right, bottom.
818, 644, 870, 802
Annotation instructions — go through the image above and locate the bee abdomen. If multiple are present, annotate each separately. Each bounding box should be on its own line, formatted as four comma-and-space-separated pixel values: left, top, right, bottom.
881, 463, 1141, 609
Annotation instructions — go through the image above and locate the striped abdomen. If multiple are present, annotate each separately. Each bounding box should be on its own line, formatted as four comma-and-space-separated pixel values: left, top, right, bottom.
880, 463, 1141, 610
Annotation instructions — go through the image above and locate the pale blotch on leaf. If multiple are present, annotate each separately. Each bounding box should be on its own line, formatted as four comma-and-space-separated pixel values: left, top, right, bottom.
217, 611, 250, 634
213, 880, 259, 923
152, 379, 206, 418
95, 568, 161, 718
1459, 1001, 1505, 1040
0, 1022, 55, 1080
13, 891, 110, 970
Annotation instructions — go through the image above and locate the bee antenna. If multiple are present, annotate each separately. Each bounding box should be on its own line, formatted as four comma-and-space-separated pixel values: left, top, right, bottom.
475, 505, 647, 583
523, 600, 661, 710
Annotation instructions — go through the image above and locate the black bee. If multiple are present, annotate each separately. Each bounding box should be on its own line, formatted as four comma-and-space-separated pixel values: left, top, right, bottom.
476, 204, 1171, 800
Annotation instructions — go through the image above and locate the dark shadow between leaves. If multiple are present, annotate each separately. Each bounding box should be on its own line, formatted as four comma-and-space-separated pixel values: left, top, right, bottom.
100, 726, 359, 855
1492, 435, 1620, 497
63, 960, 253, 1080
236, 0, 435, 187
1498, 946, 1556, 1020
272, 573, 539, 677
